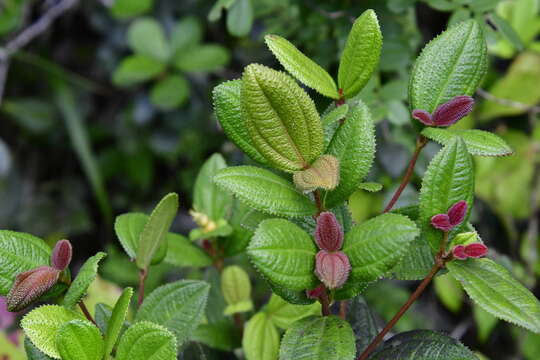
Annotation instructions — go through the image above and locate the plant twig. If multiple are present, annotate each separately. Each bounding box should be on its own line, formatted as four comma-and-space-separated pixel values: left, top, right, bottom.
319, 287, 331, 316
383, 135, 428, 213
137, 269, 148, 307
78, 301, 96, 325
339, 300, 347, 319
476, 88, 540, 113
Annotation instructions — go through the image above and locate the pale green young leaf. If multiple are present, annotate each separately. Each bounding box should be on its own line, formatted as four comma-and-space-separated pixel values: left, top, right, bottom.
221, 265, 253, 315
115, 321, 176, 360
164, 233, 212, 267
112, 55, 165, 87
421, 128, 513, 157
174, 44, 230, 72
189, 221, 233, 241
110, 0, 153, 19
242, 312, 280, 360
338, 9, 382, 99
434, 273, 463, 313
358, 182, 383, 192
136, 193, 179, 270
127, 18, 169, 61
55, 320, 104, 360
214, 166, 317, 217
136, 280, 210, 346
265, 34, 339, 99
103, 287, 133, 358
247, 219, 318, 291
321, 103, 349, 127
419, 137, 474, 251
149, 74, 189, 110
63, 252, 107, 308
264, 294, 321, 330
490, 13, 524, 51
323, 101, 375, 209
226, 0, 253, 37
342, 213, 419, 285
241, 64, 324, 172
21, 305, 85, 359
409, 19, 487, 113
368, 330, 477, 359
280, 316, 356, 360
0, 230, 51, 295
473, 305, 499, 342
448, 258, 540, 334
193, 153, 232, 221
212, 80, 268, 164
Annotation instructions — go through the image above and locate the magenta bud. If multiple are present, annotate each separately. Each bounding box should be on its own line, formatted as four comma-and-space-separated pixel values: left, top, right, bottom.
431, 214, 453, 232
432, 96, 474, 127
447, 201, 467, 227
315, 250, 350, 289
6, 266, 60, 312
452, 245, 468, 260
315, 212, 344, 252
464, 243, 488, 258
51, 239, 72, 271
306, 284, 325, 299
412, 109, 434, 126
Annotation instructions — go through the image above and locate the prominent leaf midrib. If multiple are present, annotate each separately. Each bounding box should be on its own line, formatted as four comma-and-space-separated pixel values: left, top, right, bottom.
220, 170, 303, 196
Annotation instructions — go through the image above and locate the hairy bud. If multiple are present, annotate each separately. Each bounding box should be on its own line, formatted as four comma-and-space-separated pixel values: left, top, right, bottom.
315, 250, 350, 289
293, 155, 340, 193
315, 212, 344, 252
431, 200, 468, 232
452, 243, 488, 260
6, 266, 60, 312
431, 214, 452, 232
452, 245, 467, 260
51, 240, 72, 271
412, 95, 474, 127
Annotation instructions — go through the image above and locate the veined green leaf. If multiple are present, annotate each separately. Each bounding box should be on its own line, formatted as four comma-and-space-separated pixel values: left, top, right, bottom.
422, 128, 513, 157
264, 294, 321, 330
136, 193, 179, 270
127, 18, 170, 62
115, 321, 176, 360
391, 237, 434, 280
221, 265, 253, 315
247, 219, 318, 291
265, 34, 339, 99
409, 19, 487, 114
136, 280, 210, 346
241, 64, 324, 171
212, 80, 268, 164
419, 137, 474, 251
338, 9, 382, 99
280, 316, 356, 360
214, 166, 317, 217
448, 258, 540, 334
103, 287, 133, 358
193, 153, 232, 221
0, 230, 51, 295
342, 213, 419, 285
324, 101, 375, 209
112, 55, 165, 87
63, 252, 107, 308
242, 312, 280, 360
55, 320, 104, 360
164, 233, 212, 267
21, 305, 85, 359
346, 296, 378, 354
368, 330, 477, 359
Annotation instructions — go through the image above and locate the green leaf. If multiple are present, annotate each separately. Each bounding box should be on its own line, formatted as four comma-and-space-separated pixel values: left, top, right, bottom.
115, 321, 176, 360
338, 9, 382, 99
103, 287, 133, 358
63, 252, 107, 308
490, 13, 524, 51
346, 296, 378, 354
189, 221, 233, 241
241, 64, 324, 172
171, 17, 202, 52
343, 213, 419, 285
391, 237, 434, 280
112, 55, 165, 86
448, 258, 540, 334
247, 219, 318, 291
136, 280, 210, 346
434, 273, 463, 313
473, 305, 498, 342
208, 0, 235, 22
56, 320, 104, 360
358, 182, 382, 192
149, 74, 189, 110
2, 98, 57, 134
174, 44, 230, 72
212, 80, 268, 164
265, 34, 339, 99
421, 128, 513, 157
321, 103, 349, 127
242, 312, 280, 360
214, 166, 317, 217
0, 230, 51, 295
193, 153, 232, 221
419, 137, 474, 251
136, 193, 179, 270
127, 18, 170, 62
264, 294, 321, 330
21, 305, 85, 359
323, 101, 375, 209
221, 265, 253, 315
164, 233, 212, 267
266, 278, 316, 305
226, 0, 253, 37
409, 19, 487, 114
110, 0, 153, 19
25, 337, 55, 360
192, 322, 237, 351
223, 200, 270, 256
368, 330, 477, 359
280, 316, 356, 360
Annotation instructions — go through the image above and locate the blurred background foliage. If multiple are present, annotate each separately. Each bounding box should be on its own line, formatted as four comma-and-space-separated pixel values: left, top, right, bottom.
0, 0, 539, 359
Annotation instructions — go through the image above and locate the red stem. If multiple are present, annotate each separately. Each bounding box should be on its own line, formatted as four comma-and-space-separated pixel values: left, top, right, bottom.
137, 269, 148, 307
78, 301, 96, 325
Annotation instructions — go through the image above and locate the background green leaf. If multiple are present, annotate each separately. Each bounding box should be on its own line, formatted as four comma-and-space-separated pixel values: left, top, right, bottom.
226, 0, 253, 37
127, 18, 170, 62
164, 233, 212, 267
149, 74, 189, 110
193, 153, 232, 221
174, 44, 230, 72
103, 287, 133, 358
112, 55, 165, 86
110, 0, 153, 19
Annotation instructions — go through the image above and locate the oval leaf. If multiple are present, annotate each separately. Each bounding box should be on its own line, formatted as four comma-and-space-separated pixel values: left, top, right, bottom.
56, 320, 104, 360
112, 55, 165, 87
226, 0, 253, 37
103, 287, 133, 358
127, 18, 170, 62
63, 252, 106, 308
164, 233, 212, 268
149, 74, 189, 110
265, 294, 321, 330
241, 64, 324, 172
115, 321, 176, 360
174, 44, 229, 72
242, 312, 280, 360
193, 153, 232, 221
221, 265, 253, 315
421, 128, 513, 157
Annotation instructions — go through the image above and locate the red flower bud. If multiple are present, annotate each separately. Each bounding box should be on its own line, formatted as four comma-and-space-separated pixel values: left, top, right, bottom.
447, 200, 467, 227
464, 243, 488, 258
452, 245, 467, 260
432, 96, 474, 127
315, 250, 350, 289
6, 266, 60, 312
412, 109, 434, 126
315, 212, 344, 252
431, 214, 452, 232
51, 239, 72, 271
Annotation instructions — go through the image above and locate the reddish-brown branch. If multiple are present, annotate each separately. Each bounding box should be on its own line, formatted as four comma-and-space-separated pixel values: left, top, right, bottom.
137, 269, 148, 307
318, 287, 331, 316
339, 300, 348, 319
78, 301, 96, 325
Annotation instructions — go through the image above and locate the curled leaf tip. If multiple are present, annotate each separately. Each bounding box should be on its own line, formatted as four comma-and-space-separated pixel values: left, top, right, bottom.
315, 250, 350, 289
315, 212, 344, 252
51, 239, 73, 271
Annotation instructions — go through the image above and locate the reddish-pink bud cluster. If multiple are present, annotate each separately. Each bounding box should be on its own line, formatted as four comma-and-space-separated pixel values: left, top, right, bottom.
51, 239, 72, 271
431, 201, 467, 232
452, 243, 488, 260
315, 212, 344, 252
412, 95, 474, 127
